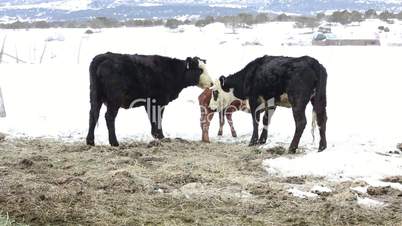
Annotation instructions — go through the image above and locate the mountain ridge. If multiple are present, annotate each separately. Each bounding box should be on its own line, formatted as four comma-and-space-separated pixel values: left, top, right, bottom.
0, 0, 401, 22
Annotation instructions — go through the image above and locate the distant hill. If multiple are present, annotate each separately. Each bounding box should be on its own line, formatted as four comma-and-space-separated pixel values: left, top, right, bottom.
0, 0, 401, 22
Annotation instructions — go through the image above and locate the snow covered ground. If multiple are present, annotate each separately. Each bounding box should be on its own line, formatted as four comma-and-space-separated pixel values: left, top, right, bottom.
0, 20, 401, 191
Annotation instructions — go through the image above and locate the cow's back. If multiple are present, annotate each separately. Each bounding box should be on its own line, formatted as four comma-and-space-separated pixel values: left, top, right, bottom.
90, 52, 187, 108
251, 56, 319, 99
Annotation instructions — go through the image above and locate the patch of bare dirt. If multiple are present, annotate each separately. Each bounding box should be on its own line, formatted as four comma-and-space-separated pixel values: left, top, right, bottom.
0, 133, 5, 142
0, 138, 401, 225
397, 143, 402, 151
383, 176, 402, 184
367, 186, 392, 196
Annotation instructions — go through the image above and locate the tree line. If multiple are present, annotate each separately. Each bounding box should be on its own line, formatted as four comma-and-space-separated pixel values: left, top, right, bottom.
1, 9, 402, 30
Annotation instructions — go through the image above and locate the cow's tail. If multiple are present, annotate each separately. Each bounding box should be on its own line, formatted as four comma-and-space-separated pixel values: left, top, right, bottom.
310, 58, 328, 142
89, 54, 108, 104
311, 110, 317, 143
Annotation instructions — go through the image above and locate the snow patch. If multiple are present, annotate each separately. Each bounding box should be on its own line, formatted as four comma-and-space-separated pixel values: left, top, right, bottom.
263, 148, 402, 189
288, 188, 318, 199
357, 197, 386, 208
351, 186, 368, 194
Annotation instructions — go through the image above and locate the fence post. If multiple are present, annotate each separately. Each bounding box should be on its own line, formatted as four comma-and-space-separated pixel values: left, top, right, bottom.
0, 87, 6, 117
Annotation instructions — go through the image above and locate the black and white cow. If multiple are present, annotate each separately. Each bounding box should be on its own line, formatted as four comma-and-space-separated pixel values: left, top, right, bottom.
86, 52, 213, 146
218, 55, 328, 153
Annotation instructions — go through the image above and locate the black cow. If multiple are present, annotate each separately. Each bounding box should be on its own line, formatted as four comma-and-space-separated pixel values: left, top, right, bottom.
86, 52, 213, 146
219, 55, 328, 153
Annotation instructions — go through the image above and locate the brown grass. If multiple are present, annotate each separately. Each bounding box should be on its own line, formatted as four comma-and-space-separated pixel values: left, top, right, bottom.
0, 138, 401, 225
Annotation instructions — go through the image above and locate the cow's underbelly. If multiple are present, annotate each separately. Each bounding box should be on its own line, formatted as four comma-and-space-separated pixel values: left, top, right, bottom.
258, 93, 292, 108
275, 93, 292, 108
122, 93, 176, 109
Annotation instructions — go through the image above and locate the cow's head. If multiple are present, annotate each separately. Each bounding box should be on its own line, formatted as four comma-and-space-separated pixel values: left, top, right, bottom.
219, 75, 247, 100
185, 57, 213, 89
209, 79, 238, 111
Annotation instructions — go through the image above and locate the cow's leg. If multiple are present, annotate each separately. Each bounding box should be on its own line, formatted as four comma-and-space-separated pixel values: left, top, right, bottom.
226, 111, 237, 138
316, 110, 327, 151
86, 101, 102, 146
218, 111, 225, 136
288, 101, 308, 153
259, 107, 276, 144
311, 99, 327, 151
259, 98, 276, 144
249, 96, 260, 146
259, 111, 268, 144
146, 102, 163, 140
155, 106, 165, 139
313, 101, 327, 152
105, 105, 119, 147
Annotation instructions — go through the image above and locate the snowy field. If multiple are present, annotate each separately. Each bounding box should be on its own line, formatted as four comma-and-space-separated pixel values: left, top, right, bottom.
0, 20, 402, 196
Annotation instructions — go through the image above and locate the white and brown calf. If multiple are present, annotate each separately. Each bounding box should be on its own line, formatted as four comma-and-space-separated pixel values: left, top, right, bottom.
199, 80, 292, 142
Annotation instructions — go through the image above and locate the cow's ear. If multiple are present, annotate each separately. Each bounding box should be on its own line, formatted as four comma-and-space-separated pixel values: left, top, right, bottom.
219, 76, 225, 87
185, 57, 191, 70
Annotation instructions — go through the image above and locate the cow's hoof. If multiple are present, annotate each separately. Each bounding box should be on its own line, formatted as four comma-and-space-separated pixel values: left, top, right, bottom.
288, 147, 297, 154
248, 139, 258, 146
217, 131, 223, 136
232, 133, 237, 138
318, 145, 326, 152
318, 141, 327, 152
152, 132, 165, 140
201, 135, 210, 143
147, 140, 162, 148
86, 139, 95, 146
154, 135, 165, 140
110, 141, 119, 147
86, 142, 95, 146
161, 137, 171, 143
258, 138, 267, 144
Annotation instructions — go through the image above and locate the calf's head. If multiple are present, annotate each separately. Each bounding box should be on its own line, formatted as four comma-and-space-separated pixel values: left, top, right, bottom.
185, 57, 213, 89
209, 79, 238, 112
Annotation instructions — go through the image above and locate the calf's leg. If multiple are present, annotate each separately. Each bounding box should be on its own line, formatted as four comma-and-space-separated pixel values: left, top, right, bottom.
86, 101, 102, 146
105, 105, 119, 147
218, 111, 225, 136
200, 105, 214, 142
226, 112, 237, 137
